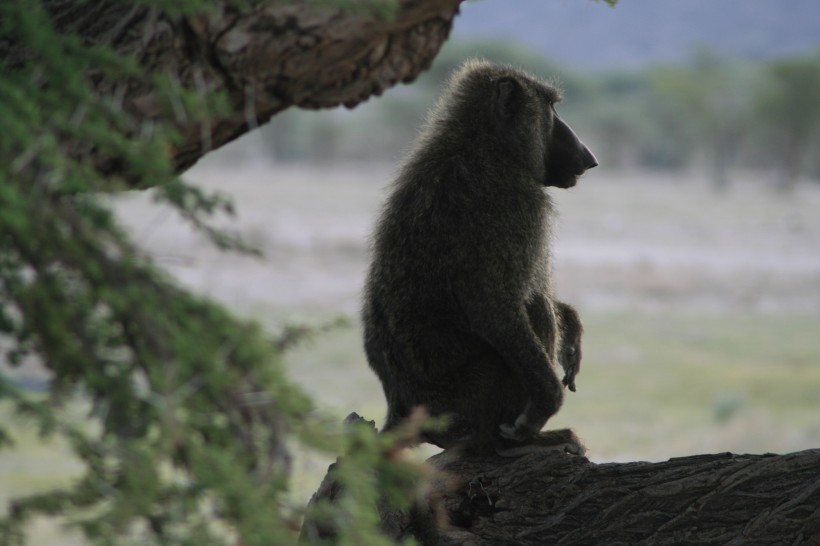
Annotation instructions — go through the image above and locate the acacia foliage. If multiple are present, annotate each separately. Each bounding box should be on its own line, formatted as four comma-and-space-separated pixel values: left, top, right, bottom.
0, 2, 420, 544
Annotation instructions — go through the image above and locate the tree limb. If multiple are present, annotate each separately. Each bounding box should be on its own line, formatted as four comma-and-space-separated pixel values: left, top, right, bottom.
16, 0, 461, 179
307, 443, 820, 545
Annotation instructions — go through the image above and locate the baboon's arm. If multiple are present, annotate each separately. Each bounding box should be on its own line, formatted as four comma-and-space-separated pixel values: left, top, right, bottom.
455, 287, 564, 438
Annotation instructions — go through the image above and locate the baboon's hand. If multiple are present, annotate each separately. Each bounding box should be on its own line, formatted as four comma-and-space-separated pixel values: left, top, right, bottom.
560, 343, 581, 392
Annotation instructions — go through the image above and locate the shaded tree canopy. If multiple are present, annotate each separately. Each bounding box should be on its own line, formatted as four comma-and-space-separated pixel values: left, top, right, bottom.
3, 0, 462, 183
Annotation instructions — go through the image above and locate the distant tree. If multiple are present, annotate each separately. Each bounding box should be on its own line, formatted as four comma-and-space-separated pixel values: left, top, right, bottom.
648, 51, 756, 189
753, 52, 820, 191
583, 72, 652, 170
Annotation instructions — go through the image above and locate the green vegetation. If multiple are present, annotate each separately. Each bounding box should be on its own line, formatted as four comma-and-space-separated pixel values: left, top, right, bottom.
7, 307, 818, 519
0, 1, 418, 545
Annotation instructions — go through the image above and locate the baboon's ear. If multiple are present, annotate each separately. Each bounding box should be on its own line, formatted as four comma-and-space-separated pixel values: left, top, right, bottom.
495, 77, 521, 121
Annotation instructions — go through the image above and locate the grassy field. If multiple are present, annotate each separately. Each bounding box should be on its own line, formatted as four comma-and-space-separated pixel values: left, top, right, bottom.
2, 158, 819, 538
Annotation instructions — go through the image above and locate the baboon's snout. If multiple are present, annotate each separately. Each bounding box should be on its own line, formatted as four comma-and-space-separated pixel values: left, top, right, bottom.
581, 145, 598, 172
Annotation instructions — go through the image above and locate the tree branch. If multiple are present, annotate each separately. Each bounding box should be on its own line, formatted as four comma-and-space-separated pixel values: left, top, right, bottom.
20, 0, 461, 179
306, 440, 820, 545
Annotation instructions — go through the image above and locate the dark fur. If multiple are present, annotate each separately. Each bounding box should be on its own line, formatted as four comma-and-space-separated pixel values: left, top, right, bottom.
362, 60, 597, 453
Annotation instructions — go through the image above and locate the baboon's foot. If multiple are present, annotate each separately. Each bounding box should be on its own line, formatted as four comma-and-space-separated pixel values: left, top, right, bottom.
495, 428, 586, 458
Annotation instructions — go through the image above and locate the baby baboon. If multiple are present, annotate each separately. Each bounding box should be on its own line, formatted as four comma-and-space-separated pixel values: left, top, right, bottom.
362, 60, 597, 455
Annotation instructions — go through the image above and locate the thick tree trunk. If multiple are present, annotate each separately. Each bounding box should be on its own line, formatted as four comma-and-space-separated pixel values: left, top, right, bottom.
9, 0, 461, 180
306, 441, 820, 545
423, 448, 820, 545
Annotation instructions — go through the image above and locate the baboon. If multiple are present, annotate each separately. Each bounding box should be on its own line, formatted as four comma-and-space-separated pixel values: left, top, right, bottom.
362, 60, 597, 455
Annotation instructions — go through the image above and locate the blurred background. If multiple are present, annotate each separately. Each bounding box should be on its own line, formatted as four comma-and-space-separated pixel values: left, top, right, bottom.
109, 0, 820, 490
4, 0, 820, 527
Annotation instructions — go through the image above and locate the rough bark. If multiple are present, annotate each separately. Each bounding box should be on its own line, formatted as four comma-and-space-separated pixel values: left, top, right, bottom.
306, 441, 820, 545
423, 448, 820, 545
8, 0, 461, 179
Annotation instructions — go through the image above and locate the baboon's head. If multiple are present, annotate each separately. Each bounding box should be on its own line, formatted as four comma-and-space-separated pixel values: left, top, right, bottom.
438, 60, 598, 189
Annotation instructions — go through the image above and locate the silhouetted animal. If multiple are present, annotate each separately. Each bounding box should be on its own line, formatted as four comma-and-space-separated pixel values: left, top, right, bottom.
362, 60, 596, 454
